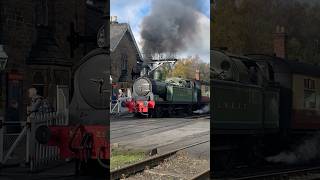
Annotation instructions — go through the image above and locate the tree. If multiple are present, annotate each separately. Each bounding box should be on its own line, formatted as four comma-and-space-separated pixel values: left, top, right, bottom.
212, 0, 320, 64
169, 56, 210, 81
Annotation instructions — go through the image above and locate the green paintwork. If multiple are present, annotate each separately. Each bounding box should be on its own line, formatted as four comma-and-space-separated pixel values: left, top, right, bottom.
166, 85, 194, 103
212, 80, 279, 130
263, 88, 280, 128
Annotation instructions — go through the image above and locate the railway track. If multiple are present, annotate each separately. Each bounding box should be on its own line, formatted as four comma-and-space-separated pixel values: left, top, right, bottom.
190, 169, 210, 180
111, 114, 209, 131
111, 116, 209, 141
110, 140, 210, 180
231, 166, 320, 180
111, 117, 198, 132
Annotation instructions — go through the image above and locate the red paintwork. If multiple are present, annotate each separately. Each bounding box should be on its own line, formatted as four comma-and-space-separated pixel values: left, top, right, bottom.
136, 100, 155, 113
136, 101, 148, 112
125, 100, 155, 113
148, 100, 155, 109
126, 100, 135, 113
48, 125, 109, 160
292, 109, 320, 129
48, 126, 72, 158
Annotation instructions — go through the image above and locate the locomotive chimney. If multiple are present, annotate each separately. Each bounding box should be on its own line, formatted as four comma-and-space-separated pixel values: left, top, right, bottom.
195, 69, 200, 81
273, 26, 288, 59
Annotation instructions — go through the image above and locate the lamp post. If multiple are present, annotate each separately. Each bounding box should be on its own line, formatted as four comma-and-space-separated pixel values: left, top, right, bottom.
0, 44, 8, 162
0, 45, 8, 71
0, 45, 7, 113
0, 44, 8, 117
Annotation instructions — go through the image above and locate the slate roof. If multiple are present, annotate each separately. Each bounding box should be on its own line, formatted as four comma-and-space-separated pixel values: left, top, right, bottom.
110, 23, 143, 61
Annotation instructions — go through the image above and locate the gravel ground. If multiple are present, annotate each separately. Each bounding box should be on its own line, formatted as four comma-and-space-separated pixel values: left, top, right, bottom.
123, 151, 209, 180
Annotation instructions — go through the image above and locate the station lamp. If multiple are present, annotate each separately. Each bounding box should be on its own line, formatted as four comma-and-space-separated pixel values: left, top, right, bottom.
0, 45, 8, 71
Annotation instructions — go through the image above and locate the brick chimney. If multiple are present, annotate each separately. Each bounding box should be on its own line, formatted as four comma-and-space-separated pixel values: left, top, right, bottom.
195, 69, 200, 81
110, 16, 118, 24
273, 26, 287, 59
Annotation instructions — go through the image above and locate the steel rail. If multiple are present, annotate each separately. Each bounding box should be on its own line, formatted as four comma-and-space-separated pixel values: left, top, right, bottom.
111, 118, 202, 140
233, 166, 320, 180
189, 169, 210, 180
110, 140, 209, 180
111, 117, 199, 132
110, 114, 209, 131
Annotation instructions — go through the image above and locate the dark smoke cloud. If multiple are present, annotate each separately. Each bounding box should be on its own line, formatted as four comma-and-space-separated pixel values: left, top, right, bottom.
141, 0, 202, 55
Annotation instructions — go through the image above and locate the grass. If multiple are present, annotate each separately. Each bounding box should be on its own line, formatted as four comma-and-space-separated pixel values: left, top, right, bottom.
111, 148, 146, 170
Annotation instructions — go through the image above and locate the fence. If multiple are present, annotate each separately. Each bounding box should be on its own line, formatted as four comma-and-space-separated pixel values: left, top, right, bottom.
110, 97, 131, 115
0, 111, 68, 171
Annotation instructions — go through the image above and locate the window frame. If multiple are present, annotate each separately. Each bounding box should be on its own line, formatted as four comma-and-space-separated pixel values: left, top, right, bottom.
303, 78, 317, 109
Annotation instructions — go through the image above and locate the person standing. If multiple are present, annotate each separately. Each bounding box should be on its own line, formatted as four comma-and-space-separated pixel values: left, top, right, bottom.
27, 88, 43, 116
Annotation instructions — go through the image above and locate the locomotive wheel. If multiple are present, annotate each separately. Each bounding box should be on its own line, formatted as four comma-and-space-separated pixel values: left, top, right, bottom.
155, 106, 163, 118
148, 109, 154, 118
134, 113, 142, 118
187, 105, 193, 116
168, 106, 174, 117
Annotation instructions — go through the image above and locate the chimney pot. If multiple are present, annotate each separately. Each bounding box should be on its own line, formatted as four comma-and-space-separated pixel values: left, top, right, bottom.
273, 25, 287, 59
195, 69, 200, 81
110, 16, 118, 23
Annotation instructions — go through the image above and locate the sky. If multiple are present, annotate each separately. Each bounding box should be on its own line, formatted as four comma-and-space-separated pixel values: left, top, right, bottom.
110, 0, 210, 63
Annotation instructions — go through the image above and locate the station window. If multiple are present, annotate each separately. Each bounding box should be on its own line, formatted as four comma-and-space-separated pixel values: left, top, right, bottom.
121, 54, 128, 71
32, 71, 48, 97
304, 78, 316, 109
304, 79, 315, 89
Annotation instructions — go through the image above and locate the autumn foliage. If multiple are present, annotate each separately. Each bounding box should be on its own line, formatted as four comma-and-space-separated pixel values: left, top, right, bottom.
160, 56, 210, 82
213, 0, 320, 64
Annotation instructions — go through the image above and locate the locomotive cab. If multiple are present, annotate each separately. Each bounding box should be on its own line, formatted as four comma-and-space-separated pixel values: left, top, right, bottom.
211, 49, 280, 132
212, 50, 273, 86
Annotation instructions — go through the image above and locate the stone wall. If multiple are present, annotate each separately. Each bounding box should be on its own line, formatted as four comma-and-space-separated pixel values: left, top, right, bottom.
111, 31, 139, 87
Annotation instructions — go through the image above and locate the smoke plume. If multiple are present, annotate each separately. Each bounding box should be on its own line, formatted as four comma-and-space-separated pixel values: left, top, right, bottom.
266, 133, 320, 164
193, 105, 210, 114
141, 0, 202, 55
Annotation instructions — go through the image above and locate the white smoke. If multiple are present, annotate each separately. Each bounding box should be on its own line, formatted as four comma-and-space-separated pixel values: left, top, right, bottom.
266, 133, 320, 164
193, 105, 210, 114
